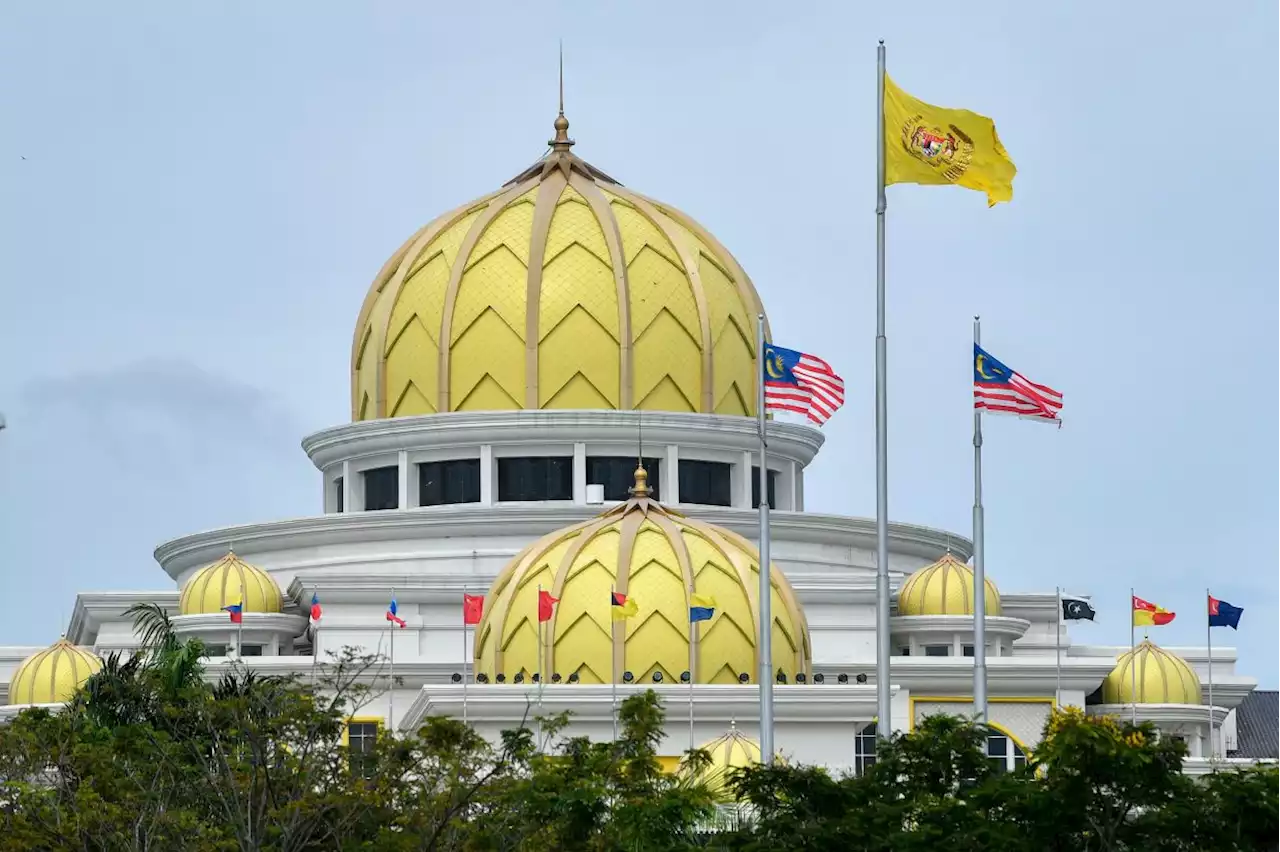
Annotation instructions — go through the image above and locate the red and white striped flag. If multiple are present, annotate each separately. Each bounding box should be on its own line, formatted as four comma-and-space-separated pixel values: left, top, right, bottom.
763, 344, 845, 425
973, 344, 1062, 424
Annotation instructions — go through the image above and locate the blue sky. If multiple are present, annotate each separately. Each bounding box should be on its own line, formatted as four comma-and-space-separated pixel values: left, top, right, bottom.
1, 3, 1275, 685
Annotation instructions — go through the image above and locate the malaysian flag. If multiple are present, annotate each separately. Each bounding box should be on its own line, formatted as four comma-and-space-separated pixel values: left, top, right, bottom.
763, 344, 845, 425
973, 344, 1062, 423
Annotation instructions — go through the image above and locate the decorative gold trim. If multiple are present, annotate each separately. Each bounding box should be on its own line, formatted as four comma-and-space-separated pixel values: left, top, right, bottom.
523, 172, 569, 408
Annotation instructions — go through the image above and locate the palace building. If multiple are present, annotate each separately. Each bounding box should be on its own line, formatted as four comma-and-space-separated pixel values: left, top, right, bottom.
1, 105, 1273, 775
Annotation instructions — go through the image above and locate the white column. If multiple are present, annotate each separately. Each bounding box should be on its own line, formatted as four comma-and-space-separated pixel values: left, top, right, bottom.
665, 444, 680, 503
341, 461, 353, 512
786, 461, 798, 511
479, 445, 495, 506
739, 450, 753, 509
397, 450, 410, 510
572, 442, 587, 504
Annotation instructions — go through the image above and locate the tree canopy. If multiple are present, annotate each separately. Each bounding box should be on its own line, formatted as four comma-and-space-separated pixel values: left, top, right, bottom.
0, 612, 1273, 851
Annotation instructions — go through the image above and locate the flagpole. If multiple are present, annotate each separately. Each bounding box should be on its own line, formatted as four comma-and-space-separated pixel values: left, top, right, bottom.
237, 582, 244, 661
689, 616, 696, 752
873, 38, 892, 745
1206, 588, 1214, 760
611, 588, 618, 741
972, 316, 987, 723
463, 590, 469, 727
389, 587, 396, 732
1055, 586, 1062, 706
1129, 586, 1136, 726
756, 312, 774, 763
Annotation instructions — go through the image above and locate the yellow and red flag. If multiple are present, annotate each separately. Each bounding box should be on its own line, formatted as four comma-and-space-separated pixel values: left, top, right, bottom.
883, 74, 1016, 206
1132, 595, 1175, 627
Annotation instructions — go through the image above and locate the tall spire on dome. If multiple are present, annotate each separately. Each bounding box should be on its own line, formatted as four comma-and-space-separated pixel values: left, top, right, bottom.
551, 41, 574, 150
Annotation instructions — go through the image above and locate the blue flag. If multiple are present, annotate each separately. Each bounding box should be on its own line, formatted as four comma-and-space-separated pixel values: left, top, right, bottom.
689, 594, 717, 623
1208, 596, 1243, 629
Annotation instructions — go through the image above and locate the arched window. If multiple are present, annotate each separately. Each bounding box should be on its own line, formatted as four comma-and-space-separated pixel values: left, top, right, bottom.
854, 722, 878, 775
985, 727, 1027, 773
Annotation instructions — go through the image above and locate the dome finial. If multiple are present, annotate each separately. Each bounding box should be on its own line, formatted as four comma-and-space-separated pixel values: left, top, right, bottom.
629, 464, 651, 498
551, 41, 574, 150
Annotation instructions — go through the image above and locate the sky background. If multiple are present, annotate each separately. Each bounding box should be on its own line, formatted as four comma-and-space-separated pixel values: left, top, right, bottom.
1, 3, 1275, 685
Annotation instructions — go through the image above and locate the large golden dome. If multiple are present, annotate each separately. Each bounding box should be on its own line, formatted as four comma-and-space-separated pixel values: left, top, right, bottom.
896, 552, 1002, 617
473, 468, 810, 684
7, 638, 102, 706
351, 110, 768, 420
1101, 640, 1202, 705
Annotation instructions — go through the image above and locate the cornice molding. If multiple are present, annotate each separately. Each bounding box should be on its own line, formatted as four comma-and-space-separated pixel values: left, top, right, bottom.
399, 683, 889, 731
68, 591, 181, 645
889, 615, 1031, 641
172, 613, 308, 638
1090, 703, 1231, 725
301, 410, 825, 471
154, 506, 972, 582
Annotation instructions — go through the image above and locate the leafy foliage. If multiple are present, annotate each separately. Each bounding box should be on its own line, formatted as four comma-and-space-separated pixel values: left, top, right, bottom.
0, 620, 1273, 852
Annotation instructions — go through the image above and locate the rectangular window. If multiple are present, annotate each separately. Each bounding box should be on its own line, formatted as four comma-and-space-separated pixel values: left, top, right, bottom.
497, 457, 573, 502
204, 644, 227, 657
335, 477, 344, 513
240, 645, 263, 657
347, 721, 379, 777
962, 645, 975, 657
587, 457, 662, 501
751, 466, 779, 509
924, 645, 950, 657
419, 459, 481, 506
900, 647, 911, 656
678, 460, 732, 506
363, 466, 399, 511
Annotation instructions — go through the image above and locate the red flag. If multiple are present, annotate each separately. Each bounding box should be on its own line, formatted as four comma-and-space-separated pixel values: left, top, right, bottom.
538, 590, 559, 622
463, 593, 484, 625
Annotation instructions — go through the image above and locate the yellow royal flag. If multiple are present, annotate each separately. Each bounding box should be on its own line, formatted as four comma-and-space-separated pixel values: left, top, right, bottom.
883, 74, 1016, 206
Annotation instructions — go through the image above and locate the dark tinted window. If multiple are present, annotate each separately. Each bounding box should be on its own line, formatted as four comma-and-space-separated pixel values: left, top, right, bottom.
347, 721, 379, 777
678, 460, 732, 506
587, 457, 662, 501
240, 645, 263, 657
498, 457, 573, 501
962, 644, 975, 657
335, 477, 344, 513
924, 645, 950, 657
204, 644, 227, 657
363, 466, 399, 511
751, 466, 779, 509
419, 459, 481, 506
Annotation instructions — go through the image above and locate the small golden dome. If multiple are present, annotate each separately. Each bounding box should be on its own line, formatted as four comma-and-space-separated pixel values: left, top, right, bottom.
688, 722, 762, 799
7, 638, 102, 706
473, 470, 810, 684
179, 551, 283, 616
351, 111, 768, 420
1101, 640, 1202, 705
896, 552, 1001, 616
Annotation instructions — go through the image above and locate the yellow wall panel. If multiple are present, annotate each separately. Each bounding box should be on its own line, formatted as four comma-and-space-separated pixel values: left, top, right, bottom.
545, 189, 610, 266
607, 196, 681, 267
388, 380, 432, 417
553, 558, 614, 683
711, 316, 754, 416
466, 197, 535, 270
626, 245, 700, 346
406, 209, 481, 279
354, 324, 377, 419
385, 313, 440, 417
633, 309, 700, 411
451, 246, 528, 346
451, 308, 524, 410
387, 253, 450, 353
690, 535, 754, 684
540, 242, 618, 342
539, 306, 619, 408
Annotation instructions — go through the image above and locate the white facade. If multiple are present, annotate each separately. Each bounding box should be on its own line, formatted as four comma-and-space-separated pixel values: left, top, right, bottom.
0, 410, 1265, 774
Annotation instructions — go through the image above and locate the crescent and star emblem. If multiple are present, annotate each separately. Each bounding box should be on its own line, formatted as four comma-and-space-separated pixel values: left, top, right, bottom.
975, 354, 1000, 380
764, 351, 786, 380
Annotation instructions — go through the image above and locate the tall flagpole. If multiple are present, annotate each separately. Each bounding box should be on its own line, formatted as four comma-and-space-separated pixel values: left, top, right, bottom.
972, 316, 988, 723
1206, 588, 1214, 759
1129, 587, 1137, 726
462, 590, 469, 726
389, 587, 396, 732
1055, 586, 1062, 705
237, 582, 245, 661
873, 39, 892, 743
689, 612, 697, 751
756, 312, 774, 763
611, 588, 619, 741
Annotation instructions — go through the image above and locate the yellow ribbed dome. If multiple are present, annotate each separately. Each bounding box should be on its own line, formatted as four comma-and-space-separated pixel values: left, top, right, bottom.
896, 552, 1001, 616
179, 552, 283, 616
688, 723, 762, 799
351, 110, 768, 420
1101, 640, 1202, 705
7, 638, 102, 706
473, 468, 810, 684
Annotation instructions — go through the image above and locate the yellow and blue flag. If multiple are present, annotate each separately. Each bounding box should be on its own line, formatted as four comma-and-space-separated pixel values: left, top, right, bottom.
690, 594, 717, 623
